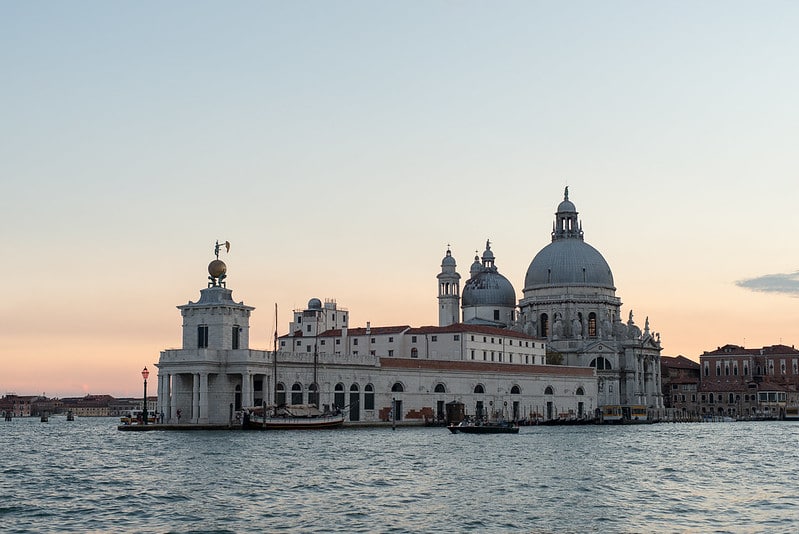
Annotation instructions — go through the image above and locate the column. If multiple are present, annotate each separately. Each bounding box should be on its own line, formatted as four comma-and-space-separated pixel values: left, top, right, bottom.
163, 374, 172, 423
242, 371, 251, 410
192, 373, 200, 423
170, 374, 179, 423
199, 372, 209, 424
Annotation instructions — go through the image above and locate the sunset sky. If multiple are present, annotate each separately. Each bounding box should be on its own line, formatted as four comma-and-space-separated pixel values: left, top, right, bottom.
2, 2, 797, 397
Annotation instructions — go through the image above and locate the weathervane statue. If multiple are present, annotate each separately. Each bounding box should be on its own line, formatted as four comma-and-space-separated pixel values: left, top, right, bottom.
208, 240, 230, 287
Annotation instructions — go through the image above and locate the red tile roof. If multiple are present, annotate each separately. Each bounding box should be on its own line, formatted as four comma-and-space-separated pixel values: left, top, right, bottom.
379, 358, 594, 377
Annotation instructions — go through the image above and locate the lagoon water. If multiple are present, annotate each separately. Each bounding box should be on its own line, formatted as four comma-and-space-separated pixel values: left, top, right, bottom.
2, 418, 799, 533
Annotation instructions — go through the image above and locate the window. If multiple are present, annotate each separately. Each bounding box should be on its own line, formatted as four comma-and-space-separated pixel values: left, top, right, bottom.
434, 383, 446, 393
471, 350, 475, 360
494, 310, 500, 320
411, 348, 418, 358
371, 338, 376, 343
232, 326, 240, 349
541, 313, 549, 337
353, 338, 358, 346
276, 382, 286, 405
292, 383, 303, 404
483, 337, 487, 342
364, 384, 374, 410
391, 382, 404, 393
198, 325, 209, 348
306, 345, 311, 353
308, 383, 319, 406
336, 339, 341, 345
388, 337, 394, 342
296, 340, 301, 346
471, 335, 475, 341
334, 383, 345, 410
483, 351, 487, 361
588, 313, 597, 337
306, 325, 311, 333
454, 335, 460, 341
388, 350, 394, 357
280, 341, 286, 347
511, 385, 521, 394
412, 336, 417, 343
474, 384, 484, 394
576, 387, 584, 395
545, 386, 554, 395
431, 336, 437, 342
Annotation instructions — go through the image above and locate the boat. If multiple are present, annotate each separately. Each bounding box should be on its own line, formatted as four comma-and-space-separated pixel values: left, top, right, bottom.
448, 418, 519, 434
120, 409, 156, 425
40, 414, 49, 422
66, 411, 75, 421
784, 406, 799, 420
242, 306, 345, 431
243, 404, 345, 430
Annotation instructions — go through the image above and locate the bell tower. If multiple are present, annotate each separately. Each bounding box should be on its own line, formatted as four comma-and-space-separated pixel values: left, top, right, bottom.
437, 246, 461, 326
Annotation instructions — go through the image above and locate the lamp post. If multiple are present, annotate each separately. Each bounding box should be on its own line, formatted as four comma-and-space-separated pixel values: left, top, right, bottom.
141, 367, 150, 425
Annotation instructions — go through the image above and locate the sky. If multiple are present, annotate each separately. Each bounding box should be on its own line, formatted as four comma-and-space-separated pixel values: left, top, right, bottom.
2, 2, 798, 398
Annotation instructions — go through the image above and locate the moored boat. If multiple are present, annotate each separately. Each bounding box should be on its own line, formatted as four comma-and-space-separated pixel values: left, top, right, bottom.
448, 418, 519, 434
120, 409, 156, 425
243, 404, 345, 430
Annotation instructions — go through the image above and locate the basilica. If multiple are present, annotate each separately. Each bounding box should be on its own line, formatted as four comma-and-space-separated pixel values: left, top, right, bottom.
154, 189, 662, 425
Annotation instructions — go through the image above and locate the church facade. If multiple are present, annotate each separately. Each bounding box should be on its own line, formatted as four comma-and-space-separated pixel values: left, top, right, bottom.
155, 189, 662, 425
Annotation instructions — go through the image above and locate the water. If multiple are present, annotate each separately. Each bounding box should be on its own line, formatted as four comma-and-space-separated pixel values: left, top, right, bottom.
2, 418, 799, 533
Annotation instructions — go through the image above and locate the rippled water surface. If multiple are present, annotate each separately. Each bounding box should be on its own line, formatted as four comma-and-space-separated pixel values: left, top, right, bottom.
3, 418, 799, 533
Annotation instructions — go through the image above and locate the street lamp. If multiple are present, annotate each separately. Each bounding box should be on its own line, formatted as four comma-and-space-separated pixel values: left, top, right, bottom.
141, 366, 150, 425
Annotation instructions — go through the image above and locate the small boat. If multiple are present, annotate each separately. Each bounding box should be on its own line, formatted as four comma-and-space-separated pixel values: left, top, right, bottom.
40, 414, 49, 422
120, 409, 156, 425
243, 404, 345, 430
66, 411, 75, 421
448, 418, 519, 434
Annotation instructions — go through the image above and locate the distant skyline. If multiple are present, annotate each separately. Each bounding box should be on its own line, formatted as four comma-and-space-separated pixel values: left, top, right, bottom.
2, 2, 797, 397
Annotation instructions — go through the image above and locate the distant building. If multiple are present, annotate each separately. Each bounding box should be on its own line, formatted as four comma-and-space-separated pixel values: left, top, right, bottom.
699, 344, 799, 418
661, 355, 700, 418
0, 394, 33, 417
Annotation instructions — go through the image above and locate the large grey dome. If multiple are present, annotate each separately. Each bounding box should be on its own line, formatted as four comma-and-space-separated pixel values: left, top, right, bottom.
462, 271, 516, 307
524, 239, 614, 290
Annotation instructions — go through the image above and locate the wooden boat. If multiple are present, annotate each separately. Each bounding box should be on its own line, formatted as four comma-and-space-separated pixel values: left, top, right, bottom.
66, 411, 75, 421
243, 404, 345, 430
448, 419, 519, 434
120, 409, 156, 425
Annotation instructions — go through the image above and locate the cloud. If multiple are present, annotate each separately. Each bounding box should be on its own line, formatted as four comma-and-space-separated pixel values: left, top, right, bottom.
736, 271, 799, 296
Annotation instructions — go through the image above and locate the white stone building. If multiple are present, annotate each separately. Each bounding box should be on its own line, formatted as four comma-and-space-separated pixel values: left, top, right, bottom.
155, 188, 662, 425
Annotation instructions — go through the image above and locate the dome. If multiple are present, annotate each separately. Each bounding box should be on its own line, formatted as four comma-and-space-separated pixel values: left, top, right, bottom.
524, 239, 614, 290
557, 199, 576, 213
462, 271, 516, 307
308, 298, 322, 310
441, 249, 456, 267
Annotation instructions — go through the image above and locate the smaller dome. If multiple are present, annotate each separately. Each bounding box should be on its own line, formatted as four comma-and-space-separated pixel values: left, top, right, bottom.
208, 259, 227, 279
462, 271, 516, 307
308, 298, 322, 310
557, 199, 576, 213
441, 249, 456, 267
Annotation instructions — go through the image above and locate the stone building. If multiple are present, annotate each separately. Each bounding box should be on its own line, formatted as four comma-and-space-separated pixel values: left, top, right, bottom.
661, 355, 700, 419
699, 344, 799, 419
515, 188, 663, 412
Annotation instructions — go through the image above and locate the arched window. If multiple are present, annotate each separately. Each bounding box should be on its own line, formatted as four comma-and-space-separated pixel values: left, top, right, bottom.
588, 313, 597, 337
728, 393, 734, 403
276, 382, 286, 405
364, 384, 375, 410
474, 384, 484, 394
744, 364, 749, 375
511, 385, 521, 394
334, 383, 345, 410
434, 383, 446, 393
411, 347, 419, 358
308, 383, 319, 407
590, 358, 612, 370
576, 387, 585, 396
391, 382, 404, 393
540, 313, 549, 337
545, 386, 554, 395
291, 383, 303, 405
